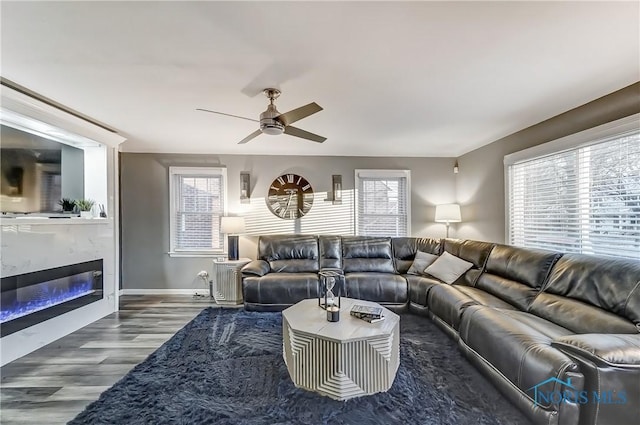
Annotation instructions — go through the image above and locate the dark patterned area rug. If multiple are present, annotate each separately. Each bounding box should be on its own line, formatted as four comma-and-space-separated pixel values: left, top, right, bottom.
69, 308, 531, 425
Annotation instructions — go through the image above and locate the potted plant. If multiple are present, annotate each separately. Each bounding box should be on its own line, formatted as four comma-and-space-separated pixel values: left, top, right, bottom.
75, 199, 95, 218
58, 198, 76, 213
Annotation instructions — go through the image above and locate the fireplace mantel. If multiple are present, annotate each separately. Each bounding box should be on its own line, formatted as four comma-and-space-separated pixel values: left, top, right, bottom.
1, 218, 110, 226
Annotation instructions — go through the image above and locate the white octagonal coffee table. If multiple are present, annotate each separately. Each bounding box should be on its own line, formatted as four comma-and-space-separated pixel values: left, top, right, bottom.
282, 297, 400, 401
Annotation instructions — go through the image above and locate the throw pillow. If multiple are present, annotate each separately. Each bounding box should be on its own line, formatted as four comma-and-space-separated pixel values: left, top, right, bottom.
406, 251, 439, 275
424, 251, 473, 284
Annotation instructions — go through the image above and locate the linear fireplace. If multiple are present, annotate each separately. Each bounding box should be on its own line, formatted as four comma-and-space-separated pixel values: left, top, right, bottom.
1, 259, 103, 337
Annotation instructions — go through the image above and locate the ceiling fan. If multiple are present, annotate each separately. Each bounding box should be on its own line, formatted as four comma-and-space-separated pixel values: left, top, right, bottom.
197, 88, 326, 144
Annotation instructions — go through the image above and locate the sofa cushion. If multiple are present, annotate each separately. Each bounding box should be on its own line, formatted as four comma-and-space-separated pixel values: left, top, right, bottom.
441, 239, 495, 286
406, 251, 439, 276
443, 238, 495, 270
442, 238, 465, 257
319, 235, 341, 269
258, 235, 319, 273
530, 293, 639, 334
242, 272, 319, 305
341, 237, 395, 273
474, 244, 561, 311
392, 237, 441, 274
485, 245, 561, 288
268, 259, 318, 273
531, 254, 640, 333
344, 272, 407, 304
455, 286, 519, 310
428, 285, 477, 330
241, 260, 270, 277
491, 309, 574, 339
459, 306, 578, 407
428, 285, 516, 331
406, 274, 442, 306
424, 252, 473, 284
552, 333, 640, 367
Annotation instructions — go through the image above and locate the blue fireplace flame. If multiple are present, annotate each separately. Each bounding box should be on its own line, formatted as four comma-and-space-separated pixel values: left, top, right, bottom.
1, 260, 103, 338
0, 280, 95, 324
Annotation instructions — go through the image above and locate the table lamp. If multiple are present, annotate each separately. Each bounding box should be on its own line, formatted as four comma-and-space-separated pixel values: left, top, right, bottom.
220, 216, 245, 261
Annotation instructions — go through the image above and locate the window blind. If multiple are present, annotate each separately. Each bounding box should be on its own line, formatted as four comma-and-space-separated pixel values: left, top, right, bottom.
171, 169, 225, 252
356, 172, 409, 237
508, 131, 640, 260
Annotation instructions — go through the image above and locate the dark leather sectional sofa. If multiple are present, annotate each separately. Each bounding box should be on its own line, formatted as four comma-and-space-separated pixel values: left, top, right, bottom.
241, 234, 640, 425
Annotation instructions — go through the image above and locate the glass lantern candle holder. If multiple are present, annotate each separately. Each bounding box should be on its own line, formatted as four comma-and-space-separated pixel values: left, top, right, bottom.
318, 269, 343, 311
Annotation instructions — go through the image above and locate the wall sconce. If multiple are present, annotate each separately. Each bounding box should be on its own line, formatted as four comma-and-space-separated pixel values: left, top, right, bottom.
325, 175, 342, 204
240, 172, 250, 203
435, 204, 461, 238
453, 161, 459, 174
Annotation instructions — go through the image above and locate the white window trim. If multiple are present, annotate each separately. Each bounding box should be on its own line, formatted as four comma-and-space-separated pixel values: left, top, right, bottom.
504, 113, 640, 245
354, 169, 411, 236
168, 166, 227, 257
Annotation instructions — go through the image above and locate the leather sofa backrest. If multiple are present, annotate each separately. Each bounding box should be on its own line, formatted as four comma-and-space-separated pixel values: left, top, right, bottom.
258, 235, 319, 273
341, 236, 395, 273
443, 239, 495, 286
319, 235, 341, 269
530, 254, 640, 334
392, 237, 441, 274
475, 244, 561, 310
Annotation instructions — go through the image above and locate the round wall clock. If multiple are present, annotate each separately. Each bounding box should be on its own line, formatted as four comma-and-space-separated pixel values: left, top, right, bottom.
267, 173, 314, 220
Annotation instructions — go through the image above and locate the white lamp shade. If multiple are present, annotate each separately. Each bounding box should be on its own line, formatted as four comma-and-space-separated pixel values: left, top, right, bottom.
435, 204, 461, 223
220, 216, 246, 234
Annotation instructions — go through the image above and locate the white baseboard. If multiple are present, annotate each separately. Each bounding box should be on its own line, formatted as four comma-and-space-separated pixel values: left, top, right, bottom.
121, 289, 211, 295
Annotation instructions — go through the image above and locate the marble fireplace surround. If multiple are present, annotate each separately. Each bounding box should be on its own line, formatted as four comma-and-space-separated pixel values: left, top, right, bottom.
0, 219, 118, 365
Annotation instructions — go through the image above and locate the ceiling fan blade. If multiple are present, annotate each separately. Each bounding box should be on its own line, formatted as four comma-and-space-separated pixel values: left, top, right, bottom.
238, 129, 263, 144
196, 108, 259, 123
276, 102, 323, 126
284, 126, 326, 143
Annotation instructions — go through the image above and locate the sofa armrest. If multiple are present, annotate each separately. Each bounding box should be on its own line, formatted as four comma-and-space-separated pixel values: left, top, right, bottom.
551, 333, 640, 368
241, 260, 270, 277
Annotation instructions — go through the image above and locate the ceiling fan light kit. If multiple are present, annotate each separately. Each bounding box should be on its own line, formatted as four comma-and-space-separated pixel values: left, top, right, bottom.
259, 89, 285, 135
198, 88, 326, 144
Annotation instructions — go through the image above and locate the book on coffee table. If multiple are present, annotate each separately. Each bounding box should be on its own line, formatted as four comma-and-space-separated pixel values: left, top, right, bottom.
357, 315, 385, 323
350, 304, 384, 320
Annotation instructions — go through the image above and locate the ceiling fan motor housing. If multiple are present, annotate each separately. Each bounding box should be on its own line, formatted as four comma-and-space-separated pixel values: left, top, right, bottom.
260, 104, 285, 135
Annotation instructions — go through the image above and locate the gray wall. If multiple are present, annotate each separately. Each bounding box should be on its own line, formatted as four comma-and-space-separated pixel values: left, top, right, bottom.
120, 153, 455, 290
455, 82, 640, 243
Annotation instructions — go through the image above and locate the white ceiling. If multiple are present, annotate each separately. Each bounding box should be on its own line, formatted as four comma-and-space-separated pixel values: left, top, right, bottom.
1, 1, 638, 157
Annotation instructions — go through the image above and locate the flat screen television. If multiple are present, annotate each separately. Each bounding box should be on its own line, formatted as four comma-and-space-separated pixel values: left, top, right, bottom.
1, 124, 84, 215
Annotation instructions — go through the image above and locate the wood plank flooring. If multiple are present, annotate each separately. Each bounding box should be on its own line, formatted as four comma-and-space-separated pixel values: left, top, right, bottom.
0, 295, 223, 425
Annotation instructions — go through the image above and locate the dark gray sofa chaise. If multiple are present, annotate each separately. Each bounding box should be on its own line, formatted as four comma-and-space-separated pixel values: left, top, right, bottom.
240, 234, 640, 425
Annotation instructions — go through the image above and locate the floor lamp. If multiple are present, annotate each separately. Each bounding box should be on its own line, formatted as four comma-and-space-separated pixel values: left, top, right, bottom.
435, 204, 461, 238
221, 216, 245, 261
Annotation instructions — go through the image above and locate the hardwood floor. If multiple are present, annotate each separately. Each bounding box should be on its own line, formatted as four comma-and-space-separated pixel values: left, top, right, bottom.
0, 295, 223, 425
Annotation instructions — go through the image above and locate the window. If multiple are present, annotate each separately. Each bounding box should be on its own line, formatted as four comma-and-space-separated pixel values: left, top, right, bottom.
169, 167, 226, 256
355, 170, 410, 237
506, 115, 640, 260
